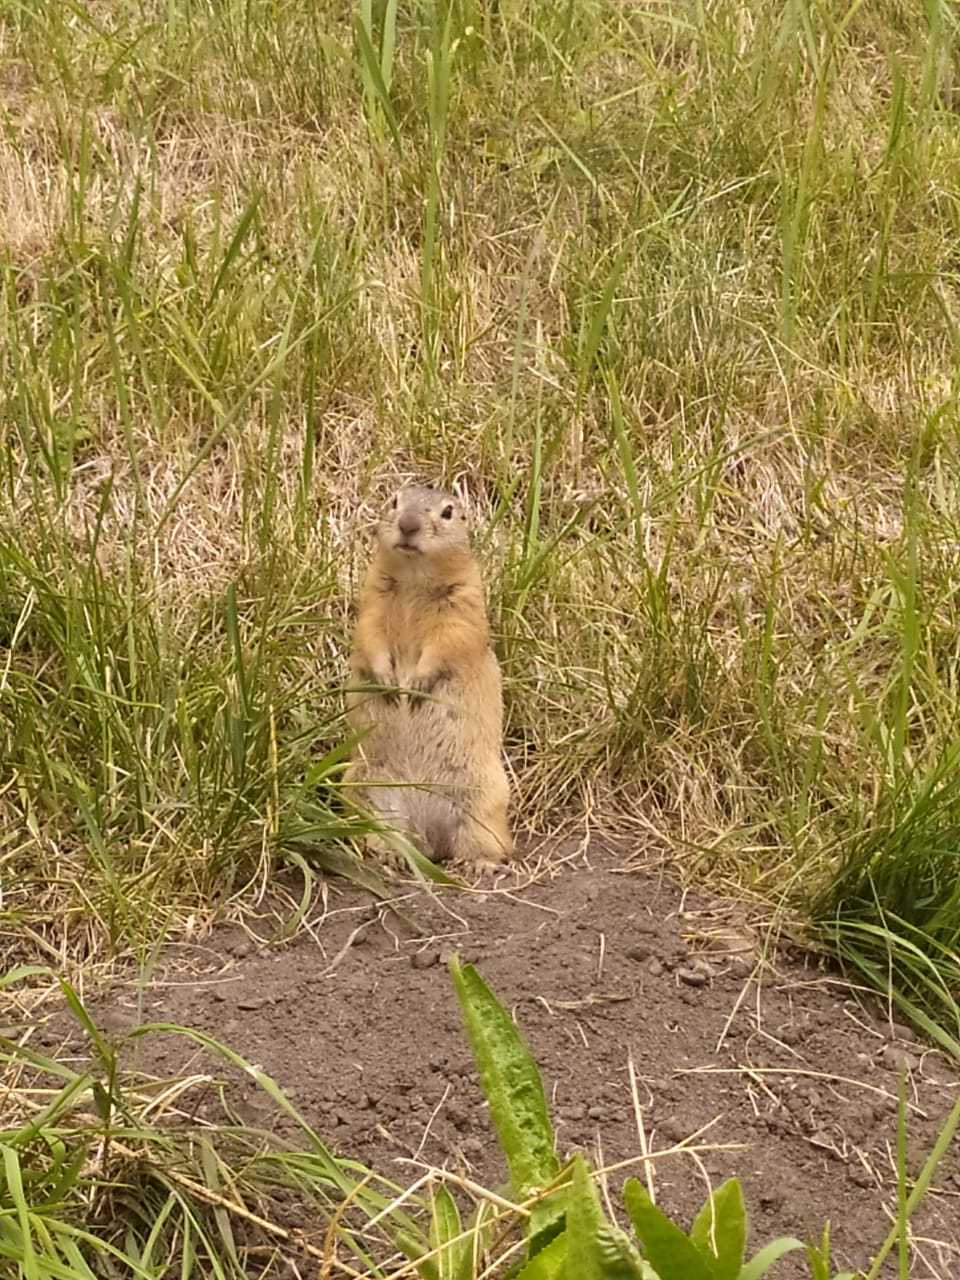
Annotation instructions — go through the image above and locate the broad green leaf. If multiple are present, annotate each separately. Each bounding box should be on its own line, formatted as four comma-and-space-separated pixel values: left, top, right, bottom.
623, 1179, 715, 1280
513, 1229, 568, 1280
394, 1227, 439, 1280
567, 1156, 648, 1279
690, 1178, 746, 1280
738, 1237, 806, 1280
430, 1185, 469, 1280
449, 958, 560, 1240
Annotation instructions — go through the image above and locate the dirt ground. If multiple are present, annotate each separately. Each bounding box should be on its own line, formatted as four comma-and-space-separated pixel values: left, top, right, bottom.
42, 837, 960, 1277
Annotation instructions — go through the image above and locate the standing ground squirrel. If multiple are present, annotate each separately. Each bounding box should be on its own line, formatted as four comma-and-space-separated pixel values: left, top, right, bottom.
346, 485, 513, 867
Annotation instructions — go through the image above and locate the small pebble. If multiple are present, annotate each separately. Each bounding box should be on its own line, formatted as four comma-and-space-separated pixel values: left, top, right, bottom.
647, 958, 664, 978
410, 949, 439, 970
882, 1046, 919, 1074
677, 967, 708, 988
888, 1022, 915, 1043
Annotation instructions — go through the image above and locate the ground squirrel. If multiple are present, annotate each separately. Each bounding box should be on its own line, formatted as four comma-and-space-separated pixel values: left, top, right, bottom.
346, 485, 513, 867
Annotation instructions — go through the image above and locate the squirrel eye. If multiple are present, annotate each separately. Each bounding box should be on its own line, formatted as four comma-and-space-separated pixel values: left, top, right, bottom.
441, 505, 454, 520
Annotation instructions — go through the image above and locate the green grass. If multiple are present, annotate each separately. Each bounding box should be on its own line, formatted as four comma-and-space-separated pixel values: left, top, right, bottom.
2, 0, 960, 1035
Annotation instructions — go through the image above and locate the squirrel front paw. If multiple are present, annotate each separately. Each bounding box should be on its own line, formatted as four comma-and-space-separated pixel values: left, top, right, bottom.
408, 665, 451, 706
359, 656, 399, 704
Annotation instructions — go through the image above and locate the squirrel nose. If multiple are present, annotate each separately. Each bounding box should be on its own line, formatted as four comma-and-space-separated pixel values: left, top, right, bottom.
398, 512, 421, 536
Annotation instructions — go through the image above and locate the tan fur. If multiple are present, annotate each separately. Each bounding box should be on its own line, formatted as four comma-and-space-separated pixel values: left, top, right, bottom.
346, 485, 512, 866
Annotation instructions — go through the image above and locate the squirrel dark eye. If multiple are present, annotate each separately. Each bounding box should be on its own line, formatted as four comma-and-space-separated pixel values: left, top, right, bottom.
441, 505, 454, 520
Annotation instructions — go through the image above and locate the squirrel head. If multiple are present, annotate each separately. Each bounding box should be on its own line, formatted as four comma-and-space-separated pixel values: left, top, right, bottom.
377, 485, 471, 566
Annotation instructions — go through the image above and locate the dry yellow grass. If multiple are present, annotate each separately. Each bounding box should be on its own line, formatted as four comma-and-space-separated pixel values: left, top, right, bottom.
1, 0, 959, 961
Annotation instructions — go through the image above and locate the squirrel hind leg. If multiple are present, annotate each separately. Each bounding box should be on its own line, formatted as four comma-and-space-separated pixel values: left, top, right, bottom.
354, 785, 417, 867
451, 807, 513, 866
422, 808, 461, 864
362, 829, 406, 871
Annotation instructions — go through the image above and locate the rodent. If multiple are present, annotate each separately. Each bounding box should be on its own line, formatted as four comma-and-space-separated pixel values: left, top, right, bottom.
345, 484, 513, 868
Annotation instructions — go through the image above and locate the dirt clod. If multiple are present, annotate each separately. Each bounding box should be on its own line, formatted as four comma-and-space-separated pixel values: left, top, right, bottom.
627, 944, 652, 962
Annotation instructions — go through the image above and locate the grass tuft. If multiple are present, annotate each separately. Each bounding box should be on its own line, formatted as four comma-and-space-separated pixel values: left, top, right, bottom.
814, 749, 960, 1057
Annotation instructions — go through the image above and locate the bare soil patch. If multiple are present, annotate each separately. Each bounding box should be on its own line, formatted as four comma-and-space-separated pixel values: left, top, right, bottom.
48, 839, 960, 1276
